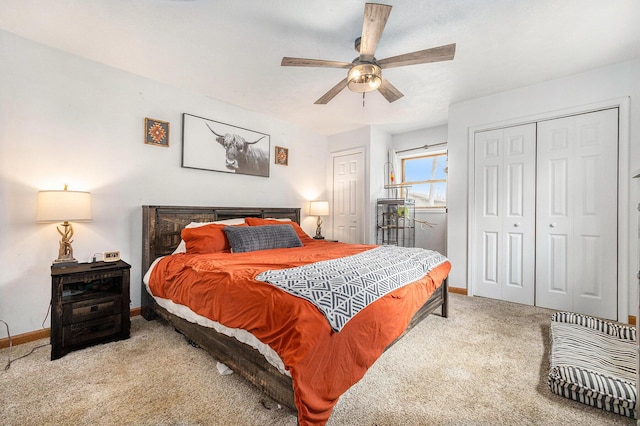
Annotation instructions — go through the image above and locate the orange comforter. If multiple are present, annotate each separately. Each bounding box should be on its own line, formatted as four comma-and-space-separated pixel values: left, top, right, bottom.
148, 240, 451, 425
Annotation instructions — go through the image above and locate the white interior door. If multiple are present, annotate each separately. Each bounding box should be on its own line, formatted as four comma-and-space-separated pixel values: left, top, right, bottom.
536, 108, 619, 319
332, 151, 365, 244
473, 124, 536, 305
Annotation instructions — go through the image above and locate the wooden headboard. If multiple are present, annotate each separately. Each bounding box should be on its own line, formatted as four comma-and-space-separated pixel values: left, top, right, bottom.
141, 205, 301, 272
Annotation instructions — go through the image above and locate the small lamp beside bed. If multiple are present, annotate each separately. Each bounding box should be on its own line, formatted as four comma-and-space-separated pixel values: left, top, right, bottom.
36, 185, 92, 268
309, 200, 329, 240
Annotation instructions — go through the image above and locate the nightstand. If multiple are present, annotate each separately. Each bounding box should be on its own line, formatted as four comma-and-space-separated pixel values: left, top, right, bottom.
50, 260, 131, 360
313, 237, 339, 242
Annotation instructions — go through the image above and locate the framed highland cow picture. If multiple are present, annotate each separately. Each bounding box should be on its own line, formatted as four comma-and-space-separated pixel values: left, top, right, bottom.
182, 113, 270, 177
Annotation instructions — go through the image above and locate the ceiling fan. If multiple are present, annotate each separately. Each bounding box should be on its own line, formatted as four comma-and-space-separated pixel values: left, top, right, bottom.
281, 3, 456, 105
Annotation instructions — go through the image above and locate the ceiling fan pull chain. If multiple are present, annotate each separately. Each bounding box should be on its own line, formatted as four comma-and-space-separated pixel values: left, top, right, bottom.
362, 92, 365, 107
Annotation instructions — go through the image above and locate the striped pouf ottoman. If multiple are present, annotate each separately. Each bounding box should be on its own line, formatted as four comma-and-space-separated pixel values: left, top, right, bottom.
549, 312, 637, 418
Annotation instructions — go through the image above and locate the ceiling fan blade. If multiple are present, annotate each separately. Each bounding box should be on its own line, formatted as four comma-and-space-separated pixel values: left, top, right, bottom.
378, 43, 456, 69
314, 78, 349, 104
281, 57, 352, 69
359, 3, 392, 62
378, 78, 404, 103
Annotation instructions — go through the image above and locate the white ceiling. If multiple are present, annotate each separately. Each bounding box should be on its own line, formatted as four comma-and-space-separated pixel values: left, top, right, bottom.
1, 0, 639, 136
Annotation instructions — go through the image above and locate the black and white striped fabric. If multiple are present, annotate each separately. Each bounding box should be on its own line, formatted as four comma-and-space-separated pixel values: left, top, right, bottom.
549, 366, 636, 417
256, 246, 448, 332
548, 312, 637, 418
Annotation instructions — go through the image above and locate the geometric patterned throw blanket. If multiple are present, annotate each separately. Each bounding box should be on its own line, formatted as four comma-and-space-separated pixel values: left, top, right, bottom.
256, 246, 448, 332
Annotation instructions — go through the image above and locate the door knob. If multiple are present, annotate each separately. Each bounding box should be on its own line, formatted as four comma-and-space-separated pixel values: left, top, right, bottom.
513, 223, 520, 227
550, 223, 557, 228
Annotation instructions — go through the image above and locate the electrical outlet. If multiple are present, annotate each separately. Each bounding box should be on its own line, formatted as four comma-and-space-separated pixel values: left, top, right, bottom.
103, 251, 121, 262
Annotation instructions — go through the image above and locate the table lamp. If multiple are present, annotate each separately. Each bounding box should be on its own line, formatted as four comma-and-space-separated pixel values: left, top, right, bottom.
309, 200, 329, 240
37, 185, 92, 268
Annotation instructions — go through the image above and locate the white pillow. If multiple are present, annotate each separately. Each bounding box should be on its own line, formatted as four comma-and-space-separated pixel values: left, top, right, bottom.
172, 218, 246, 254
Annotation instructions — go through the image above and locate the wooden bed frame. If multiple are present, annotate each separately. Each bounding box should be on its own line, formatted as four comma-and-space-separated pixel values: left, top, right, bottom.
141, 205, 448, 411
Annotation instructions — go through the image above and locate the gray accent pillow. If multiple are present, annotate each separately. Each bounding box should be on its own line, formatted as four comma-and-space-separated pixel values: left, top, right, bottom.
223, 224, 303, 253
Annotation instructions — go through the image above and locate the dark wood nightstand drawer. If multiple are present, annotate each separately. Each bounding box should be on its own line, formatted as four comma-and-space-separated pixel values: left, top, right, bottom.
63, 294, 122, 324
63, 314, 122, 347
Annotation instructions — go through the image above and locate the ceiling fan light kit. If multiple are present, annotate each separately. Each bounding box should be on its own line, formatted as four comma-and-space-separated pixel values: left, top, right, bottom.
281, 3, 456, 105
347, 63, 382, 93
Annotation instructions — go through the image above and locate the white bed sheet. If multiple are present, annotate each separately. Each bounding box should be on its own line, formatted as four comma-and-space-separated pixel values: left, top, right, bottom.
143, 257, 289, 376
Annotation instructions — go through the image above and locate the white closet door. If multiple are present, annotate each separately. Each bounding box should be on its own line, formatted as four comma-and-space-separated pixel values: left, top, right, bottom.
536, 108, 618, 319
332, 151, 365, 244
473, 124, 536, 304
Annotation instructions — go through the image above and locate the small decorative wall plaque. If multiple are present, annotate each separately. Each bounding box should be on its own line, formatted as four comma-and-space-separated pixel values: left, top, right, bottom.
275, 146, 288, 166
145, 118, 170, 147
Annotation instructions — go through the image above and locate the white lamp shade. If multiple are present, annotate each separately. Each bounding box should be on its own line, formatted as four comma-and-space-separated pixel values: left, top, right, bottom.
36, 190, 92, 222
309, 200, 329, 217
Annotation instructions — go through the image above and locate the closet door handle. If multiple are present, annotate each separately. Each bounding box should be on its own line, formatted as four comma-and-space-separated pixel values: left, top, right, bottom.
550, 223, 557, 228
513, 223, 520, 227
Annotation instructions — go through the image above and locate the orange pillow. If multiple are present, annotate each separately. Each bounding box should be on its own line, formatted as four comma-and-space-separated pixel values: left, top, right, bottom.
244, 217, 315, 244
181, 223, 246, 254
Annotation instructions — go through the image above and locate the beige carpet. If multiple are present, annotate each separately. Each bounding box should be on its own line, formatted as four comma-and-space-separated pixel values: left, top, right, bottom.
0, 294, 635, 425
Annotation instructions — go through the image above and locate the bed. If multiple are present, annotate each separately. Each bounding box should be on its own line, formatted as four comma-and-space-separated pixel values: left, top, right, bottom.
141, 205, 451, 425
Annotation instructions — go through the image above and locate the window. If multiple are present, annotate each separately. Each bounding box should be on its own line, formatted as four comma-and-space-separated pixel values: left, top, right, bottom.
401, 151, 447, 208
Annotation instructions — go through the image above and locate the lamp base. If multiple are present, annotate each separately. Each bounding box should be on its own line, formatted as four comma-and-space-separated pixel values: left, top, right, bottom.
314, 216, 325, 240
54, 221, 78, 268
52, 259, 79, 269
